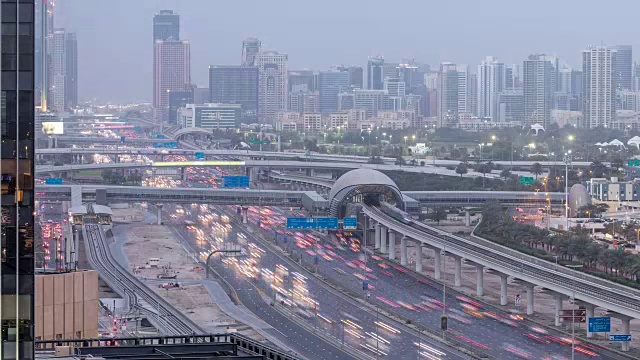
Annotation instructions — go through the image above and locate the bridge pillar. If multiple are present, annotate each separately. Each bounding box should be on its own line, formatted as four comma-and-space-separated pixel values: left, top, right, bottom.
453, 256, 462, 287
585, 304, 596, 338
500, 275, 508, 306
374, 223, 381, 249
156, 204, 163, 225
465, 210, 471, 227
621, 316, 631, 352
526, 284, 535, 315
554, 294, 563, 326
434, 248, 441, 279
380, 225, 387, 254
476, 265, 484, 296
400, 236, 408, 266
388, 231, 396, 260
241, 207, 248, 224
415, 243, 423, 273
305, 168, 315, 177
181, 167, 187, 181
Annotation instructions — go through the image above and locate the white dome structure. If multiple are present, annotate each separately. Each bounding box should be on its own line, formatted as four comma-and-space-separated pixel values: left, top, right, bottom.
328, 169, 403, 217
568, 184, 592, 217
628, 136, 640, 149
608, 139, 625, 147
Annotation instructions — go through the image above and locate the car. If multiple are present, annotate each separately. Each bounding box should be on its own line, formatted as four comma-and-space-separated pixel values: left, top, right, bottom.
523, 333, 550, 344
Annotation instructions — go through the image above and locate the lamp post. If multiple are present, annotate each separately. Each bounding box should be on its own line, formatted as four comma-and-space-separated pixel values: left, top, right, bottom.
205, 249, 242, 279
564, 151, 572, 229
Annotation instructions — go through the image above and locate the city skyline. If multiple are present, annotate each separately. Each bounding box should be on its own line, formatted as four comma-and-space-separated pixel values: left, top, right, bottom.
56, 0, 640, 103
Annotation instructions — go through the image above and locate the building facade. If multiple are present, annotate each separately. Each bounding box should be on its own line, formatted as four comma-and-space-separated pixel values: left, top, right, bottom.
50, 29, 66, 112
64, 32, 77, 109
477, 56, 505, 120
153, 10, 180, 41
241, 38, 261, 66
523, 54, 556, 127
318, 70, 350, 113
167, 90, 194, 124
497, 89, 524, 122
1, 1, 36, 358
611, 45, 632, 91
337, 65, 364, 89
255, 51, 288, 124
354, 89, 386, 118
208, 66, 259, 123
179, 103, 241, 129
153, 40, 191, 123
582, 46, 616, 128
367, 57, 384, 90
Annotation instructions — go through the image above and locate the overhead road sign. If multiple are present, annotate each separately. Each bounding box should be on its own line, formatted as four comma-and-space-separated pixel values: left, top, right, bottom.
222, 175, 250, 188
287, 218, 316, 229
317, 217, 338, 230
588, 317, 610, 333
343, 217, 357, 230
195, 152, 205, 160
609, 334, 631, 342
519, 176, 535, 185
45, 178, 63, 185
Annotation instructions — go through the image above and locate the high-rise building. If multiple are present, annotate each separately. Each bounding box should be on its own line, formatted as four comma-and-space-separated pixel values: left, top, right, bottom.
383, 62, 399, 80
288, 91, 320, 113
477, 56, 505, 120
153, 10, 180, 41
397, 63, 425, 95
558, 68, 583, 111
354, 89, 386, 118
583, 46, 616, 128
37, 0, 55, 111
288, 70, 316, 92
64, 32, 78, 109
437, 63, 460, 127
633, 62, 640, 91
318, 70, 350, 113
153, 40, 191, 123
384, 77, 406, 97
255, 51, 288, 124
505, 64, 520, 90
168, 90, 193, 124
1, 1, 35, 358
611, 45, 632, 91
241, 38, 261, 66
50, 29, 66, 112
467, 73, 478, 117
208, 66, 259, 123
523, 54, 556, 127
497, 90, 524, 122
367, 56, 384, 90
337, 65, 364, 89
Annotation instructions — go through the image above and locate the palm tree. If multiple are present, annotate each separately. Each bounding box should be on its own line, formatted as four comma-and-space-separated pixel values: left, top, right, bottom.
500, 169, 512, 180
532, 162, 543, 180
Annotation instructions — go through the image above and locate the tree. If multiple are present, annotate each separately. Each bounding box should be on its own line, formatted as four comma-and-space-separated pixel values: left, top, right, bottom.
455, 163, 468, 177
428, 208, 447, 225
500, 169, 512, 180
420, 161, 425, 166
577, 203, 609, 218
101, 169, 114, 184
532, 162, 543, 180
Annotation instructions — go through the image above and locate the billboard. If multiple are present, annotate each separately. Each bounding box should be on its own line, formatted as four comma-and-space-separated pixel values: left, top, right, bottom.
42, 122, 64, 135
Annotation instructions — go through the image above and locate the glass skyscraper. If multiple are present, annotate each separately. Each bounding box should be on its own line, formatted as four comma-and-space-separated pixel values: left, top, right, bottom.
153, 10, 180, 41
1, 0, 36, 359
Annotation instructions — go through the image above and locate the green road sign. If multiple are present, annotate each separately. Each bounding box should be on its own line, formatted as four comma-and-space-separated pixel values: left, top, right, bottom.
519, 176, 535, 185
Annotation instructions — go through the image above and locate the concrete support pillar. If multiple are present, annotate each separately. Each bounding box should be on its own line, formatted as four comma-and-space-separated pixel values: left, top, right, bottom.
434, 249, 441, 280
555, 295, 563, 326
306, 168, 315, 177
156, 204, 163, 225
388, 231, 396, 260
500, 275, 508, 306
465, 210, 471, 227
241, 207, 248, 224
374, 224, 381, 249
182, 167, 187, 181
585, 304, 595, 338
526, 285, 535, 315
380, 226, 387, 254
454, 256, 462, 287
476, 265, 484, 296
400, 236, 408, 266
415, 242, 423, 273
621, 317, 631, 352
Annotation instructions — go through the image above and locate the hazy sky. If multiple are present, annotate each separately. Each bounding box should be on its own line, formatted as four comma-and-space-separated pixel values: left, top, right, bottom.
56, 0, 640, 104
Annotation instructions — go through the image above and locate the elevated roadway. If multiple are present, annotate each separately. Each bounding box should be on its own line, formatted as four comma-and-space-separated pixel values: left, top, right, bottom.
364, 205, 640, 321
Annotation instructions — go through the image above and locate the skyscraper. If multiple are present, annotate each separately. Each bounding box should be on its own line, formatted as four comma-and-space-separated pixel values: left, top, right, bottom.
477, 56, 505, 120
583, 46, 616, 128
523, 54, 556, 127
64, 32, 78, 109
255, 51, 288, 124
337, 65, 364, 89
153, 40, 191, 123
288, 70, 316, 92
318, 70, 350, 113
153, 10, 180, 41
1, 1, 35, 358
611, 45, 632, 91
437, 63, 462, 127
241, 38, 261, 66
367, 56, 384, 90
50, 29, 66, 112
209, 66, 259, 123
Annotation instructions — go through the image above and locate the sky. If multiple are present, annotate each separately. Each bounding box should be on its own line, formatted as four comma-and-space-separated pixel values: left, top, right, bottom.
56, 0, 640, 104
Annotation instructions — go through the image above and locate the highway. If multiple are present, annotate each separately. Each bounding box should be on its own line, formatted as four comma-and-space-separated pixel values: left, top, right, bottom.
363, 206, 640, 321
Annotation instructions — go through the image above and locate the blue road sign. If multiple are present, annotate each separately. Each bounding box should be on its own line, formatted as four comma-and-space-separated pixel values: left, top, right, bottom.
45, 177, 63, 185
343, 217, 357, 230
195, 152, 205, 160
222, 175, 250, 188
287, 217, 316, 229
120, 136, 125, 143
157, 134, 165, 139
588, 317, 610, 333
609, 334, 631, 342
317, 217, 339, 230
362, 280, 368, 290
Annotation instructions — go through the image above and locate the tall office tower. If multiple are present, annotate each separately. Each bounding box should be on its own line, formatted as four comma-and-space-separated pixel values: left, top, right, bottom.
354, 89, 386, 118
318, 70, 350, 113
497, 90, 524, 122
611, 45, 632, 91
289, 92, 320, 113
467, 73, 478, 117
35, 0, 43, 107
153, 10, 179, 41
255, 51, 288, 124
583, 46, 616, 128
1, 1, 35, 358
209, 66, 259, 123
382, 62, 399, 80
505, 64, 519, 90
384, 77, 406, 97
337, 65, 364, 89
397, 63, 425, 94
50, 29, 66, 112
558, 68, 583, 111
153, 40, 191, 123
523, 54, 556, 127
64, 32, 78, 109
437, 63, 461, 127
167, 90, 193, 124
241, 38, 261, 66
367, 56, 384, 90
456, 65, 470, 114
633, 63, 640, 91
337, 92, 355, 111
477, 56, 505, 120
288, 70, 316, 92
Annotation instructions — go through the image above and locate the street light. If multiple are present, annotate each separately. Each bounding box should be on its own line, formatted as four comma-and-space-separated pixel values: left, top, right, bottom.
205, 249, 242, 279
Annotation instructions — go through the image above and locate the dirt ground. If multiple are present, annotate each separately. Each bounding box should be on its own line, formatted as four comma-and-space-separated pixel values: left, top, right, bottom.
111, 207, 145, 224
391, 220, 640, 352
121, 223, 264, 340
